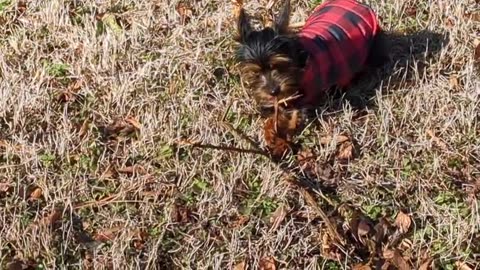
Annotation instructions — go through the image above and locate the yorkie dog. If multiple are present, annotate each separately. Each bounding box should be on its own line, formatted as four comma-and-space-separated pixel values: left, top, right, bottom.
234, 0, 390, 124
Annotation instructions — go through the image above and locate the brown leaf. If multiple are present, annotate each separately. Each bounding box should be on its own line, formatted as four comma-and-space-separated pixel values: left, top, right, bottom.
101, 118, 140, 138
358, 219, 372, 238
126, 116, 141, 130
269, 204, 288, 231
419, 258, 433, 270
467, 12, 480, 22
40, 208, 63, 226
475, 43, 480, 63
17, 1, 27, 13
455, 261, 473, 270
94, 226, 123, 242
6, 261, 25, 270
374, 217, 392, 245
171, 204, 192, 223
353, 263, 372, 270
336, 141, 354, 161
297, 148, 316, 173
264, 117, 291, 159
319, 135, 349, 145
383, 249, 411, 270
321, 232, 343, 261
176, 2, 193, 24
79, 119, 89, 138
132, 229, 149, 250
259, 257, 276, 270
117, 165, 146, 175
229, 215, 250, 228
394, 211, 412, 234
449, 75, 459, 90
29, 187, 43, 200
426, 129, 448, 150
234, 260, 246, 270
0, 182, 12, 193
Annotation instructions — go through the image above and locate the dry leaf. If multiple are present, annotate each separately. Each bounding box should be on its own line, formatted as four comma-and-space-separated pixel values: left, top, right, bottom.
234, 261, 246, 270
337, 141, 354, 160
297, 148, 316, 173
117, 165, 146, 175
455, 261, 473, 270
475, 43, 480, 63
264, 117, 291, 159
0, 182, 12, 193
374, 217, 392, 245
357, 219, 372, 238
269, 204, 288, 231
383, 249, 411, 270
229, 215, 250, 228
176, 2, 193, 24
321, 232, 343, 261
405, 6, 417, 17
29, 187, 43, 200
259, 257, 276, 270
17, 1, 27, 13
94, 226, 123, 242
394, 211, 412, 234
79, 119, 89, 138
449, 75, 459, 90
171, 204, 192, 223
6, 261, 25, 270
426, 130, 448, 150
419, 258, 433, 270
41, 208, 63, 226
383, 249, 395, 259
319, 135, 349, 145
353, 263, 372, 270
126, 117, 141, 130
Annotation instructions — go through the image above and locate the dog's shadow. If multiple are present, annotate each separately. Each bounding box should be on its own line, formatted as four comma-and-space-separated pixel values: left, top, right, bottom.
326, 30, 449, 112
290, 30, 449, 193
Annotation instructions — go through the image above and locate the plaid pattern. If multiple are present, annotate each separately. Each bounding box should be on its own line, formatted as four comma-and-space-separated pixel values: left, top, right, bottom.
298, 0, 381, 105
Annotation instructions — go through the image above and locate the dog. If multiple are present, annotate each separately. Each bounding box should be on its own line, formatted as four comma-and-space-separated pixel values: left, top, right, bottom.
234, 0, 390, 124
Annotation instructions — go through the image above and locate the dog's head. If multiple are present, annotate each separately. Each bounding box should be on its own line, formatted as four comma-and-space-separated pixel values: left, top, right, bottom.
234, 0, 306, 111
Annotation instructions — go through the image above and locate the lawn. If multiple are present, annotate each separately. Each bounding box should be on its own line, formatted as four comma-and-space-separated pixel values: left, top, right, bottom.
0, 0, 479, 269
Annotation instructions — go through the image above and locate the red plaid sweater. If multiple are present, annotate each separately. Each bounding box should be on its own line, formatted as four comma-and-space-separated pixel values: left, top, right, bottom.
298, 0, 381, 105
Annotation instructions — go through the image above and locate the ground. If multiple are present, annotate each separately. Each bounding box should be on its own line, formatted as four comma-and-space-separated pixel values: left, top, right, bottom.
0, 0, 479, 269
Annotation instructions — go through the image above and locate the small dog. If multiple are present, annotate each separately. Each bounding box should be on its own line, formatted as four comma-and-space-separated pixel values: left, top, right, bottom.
234, 0, 389, 122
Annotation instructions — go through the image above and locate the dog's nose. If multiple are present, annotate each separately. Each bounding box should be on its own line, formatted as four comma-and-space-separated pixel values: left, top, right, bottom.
270, 86, 281, 96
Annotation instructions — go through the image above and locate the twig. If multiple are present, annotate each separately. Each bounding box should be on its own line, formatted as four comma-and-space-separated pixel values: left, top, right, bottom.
220, 122, 263, 151
219, 101, 265, 151
277, 93, 302, 106
301, 188, 346, 245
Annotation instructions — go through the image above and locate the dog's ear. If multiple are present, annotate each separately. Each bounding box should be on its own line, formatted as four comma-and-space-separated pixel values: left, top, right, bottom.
236, 9, 252, 43
274, 0, 290, 34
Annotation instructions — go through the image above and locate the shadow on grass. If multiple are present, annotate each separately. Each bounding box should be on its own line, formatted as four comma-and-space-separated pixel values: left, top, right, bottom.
291, 29, 450, 192
341, 29, 450, 110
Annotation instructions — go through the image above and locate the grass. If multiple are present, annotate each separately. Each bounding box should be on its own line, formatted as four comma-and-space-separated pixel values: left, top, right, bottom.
0, 0, 479, 269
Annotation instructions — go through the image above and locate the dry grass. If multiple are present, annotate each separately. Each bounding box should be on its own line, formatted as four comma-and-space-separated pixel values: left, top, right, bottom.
0, 0, 479, 269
